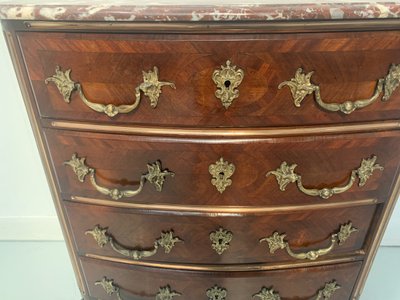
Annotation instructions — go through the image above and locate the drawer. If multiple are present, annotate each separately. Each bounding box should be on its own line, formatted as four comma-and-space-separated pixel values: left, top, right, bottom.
81, 256, 362, 300
45, 129, 400, 206
19, 31, 400, 127
66, 201, 375, 265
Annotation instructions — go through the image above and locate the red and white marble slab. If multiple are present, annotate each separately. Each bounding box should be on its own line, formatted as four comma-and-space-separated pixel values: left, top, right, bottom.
0, 1, 399, 21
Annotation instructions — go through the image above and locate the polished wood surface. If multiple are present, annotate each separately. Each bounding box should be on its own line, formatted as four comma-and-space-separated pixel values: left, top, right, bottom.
81, 256, 362, 300
45, 128, 400, 206
65, 201, 375, 265
3, 18, 400, 300
18, 31, 400, 128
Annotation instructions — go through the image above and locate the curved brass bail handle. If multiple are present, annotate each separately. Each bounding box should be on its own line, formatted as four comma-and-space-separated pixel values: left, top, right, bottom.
253, 281, 341, 300
45, 65, 175, 117
95, 278, 181, 300
279, 64, 400, 114
259, 222, 358, 261
86, 225, 183, 260
266, 155, 383, 199
63, 153, 174, 200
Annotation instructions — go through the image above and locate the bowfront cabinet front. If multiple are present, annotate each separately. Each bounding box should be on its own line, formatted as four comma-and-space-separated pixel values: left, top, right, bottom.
2, 2, 400, 299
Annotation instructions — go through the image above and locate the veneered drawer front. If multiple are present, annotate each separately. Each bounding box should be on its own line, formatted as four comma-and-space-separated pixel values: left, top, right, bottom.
19, 31, 400, 127
66, 201, 375, 265
45, 129, 400, 206
81, 256, 362, 300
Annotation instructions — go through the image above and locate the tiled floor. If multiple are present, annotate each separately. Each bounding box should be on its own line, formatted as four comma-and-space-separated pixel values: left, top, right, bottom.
0, 242, 398, 299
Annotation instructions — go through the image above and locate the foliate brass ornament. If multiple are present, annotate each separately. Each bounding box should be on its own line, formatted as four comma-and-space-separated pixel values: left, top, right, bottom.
266, 155, 383, 199
316, 281, 341, 300
64, 153, 174, 200
156, 285, 181, 300
212, 60, 244, 109
209, 157, 235, 193
383, 64, 400, 101
63, 153, 90, 182
86, 225, 182, 260
259, 222, 358, 261
210, 227, 233, 255
279, 64, 400, 114
45, 65, 175, 117
357, 156, 384, 186
253, 287, 281, 300
95, 277, 122, 300
44, 66, 76, 102
206, 285, 227, 300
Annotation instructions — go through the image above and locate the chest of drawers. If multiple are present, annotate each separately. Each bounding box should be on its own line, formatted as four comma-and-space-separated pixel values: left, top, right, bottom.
2, 2, 400, 299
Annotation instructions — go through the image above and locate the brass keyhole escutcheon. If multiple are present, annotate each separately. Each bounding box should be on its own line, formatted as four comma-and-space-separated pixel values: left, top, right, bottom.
209, 158, 235, 193
212, 60, 244, 109
210, 228, 233, 255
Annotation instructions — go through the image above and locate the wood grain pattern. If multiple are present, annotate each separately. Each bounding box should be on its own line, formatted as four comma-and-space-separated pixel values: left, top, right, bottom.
45, 128, 400, 207
65, 201, 375, 265
80, 256, 362, 300
18, 31, 400, 128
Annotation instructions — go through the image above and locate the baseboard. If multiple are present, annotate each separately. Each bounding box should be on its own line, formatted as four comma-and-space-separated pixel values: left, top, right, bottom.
0, 216, 63, 241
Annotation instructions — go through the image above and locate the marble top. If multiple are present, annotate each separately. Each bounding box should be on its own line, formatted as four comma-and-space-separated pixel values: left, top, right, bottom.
0, 1, 399, 21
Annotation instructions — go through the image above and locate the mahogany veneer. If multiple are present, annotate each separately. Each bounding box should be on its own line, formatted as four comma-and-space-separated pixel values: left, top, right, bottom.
2, 17, 400, 300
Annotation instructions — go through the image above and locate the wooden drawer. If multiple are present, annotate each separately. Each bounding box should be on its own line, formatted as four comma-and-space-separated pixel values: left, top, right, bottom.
65, 201, 375, 265
46, 129, 400, 207
81, 256, 362, 300
19, 31, 400, 127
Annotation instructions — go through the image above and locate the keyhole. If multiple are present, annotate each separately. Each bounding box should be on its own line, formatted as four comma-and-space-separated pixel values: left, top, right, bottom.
218, 172, 225, 179
218, 238, 223, 245
224, 80, 231, 88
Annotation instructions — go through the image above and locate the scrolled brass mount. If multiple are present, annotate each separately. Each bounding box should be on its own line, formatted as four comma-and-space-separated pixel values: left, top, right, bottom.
86, 225, 182, 260
95, 278, 181, 300
266, 155, 383, 199
45, 65, 175, 117
64, 153, 174, 200
279, 64, 400, 114
212, 60, 244, 109
260, 222, 358, 261
253, 281, 340, 300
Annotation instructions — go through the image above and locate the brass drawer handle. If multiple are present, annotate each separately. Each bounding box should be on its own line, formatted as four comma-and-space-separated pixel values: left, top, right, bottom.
260, 222, 357, 261
266, 155, 383, 199
45, 65, 175, 117
64, 153, 174, 200
253, 280, 340, 300
86, 225, 182, 260
95, 277, 181, 300
279, 64, 400, 114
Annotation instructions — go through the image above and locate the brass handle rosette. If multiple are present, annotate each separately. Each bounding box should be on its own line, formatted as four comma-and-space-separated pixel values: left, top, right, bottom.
45, 65, 175, 117
266, 155, 383, 199
95, 278, 181, 300
64, 153, 174, 200
86, 225, 182, 260
279, 64, 400, 114
260, 222, 358, 261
